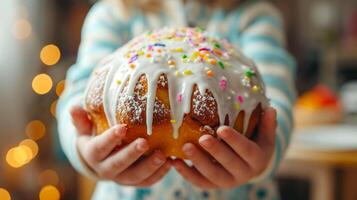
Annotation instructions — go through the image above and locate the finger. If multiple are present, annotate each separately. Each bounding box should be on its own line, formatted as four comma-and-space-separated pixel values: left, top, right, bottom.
116, 151, 167, 184
172, 159, 217, 189
199, 134, 251, 181
217, 126, 264, 171
182, 143, 234, 187
98, 138, 149, 179
88, 124, 127, 161
136, 161, 171, 188
70, 106, 92, 136
256, 107, 277, 151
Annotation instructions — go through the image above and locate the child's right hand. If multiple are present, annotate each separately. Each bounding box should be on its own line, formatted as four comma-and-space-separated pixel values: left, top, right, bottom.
70, 106, 171, 187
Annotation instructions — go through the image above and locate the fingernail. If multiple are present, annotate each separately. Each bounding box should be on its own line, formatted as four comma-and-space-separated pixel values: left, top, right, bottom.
217, 127, 229, 138
217, 126, 227, 133
182, 143, 194, 157
136, 138, 149, 151
199, 135, 213, 148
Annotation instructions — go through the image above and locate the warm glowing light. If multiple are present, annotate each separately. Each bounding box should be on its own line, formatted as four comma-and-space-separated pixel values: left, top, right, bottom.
32, 73, 53, 95
0, 188, 11, 200
6, 139, 38, 168
40, 44, 61, 66
39, 170, 59, 186
55, 80, 65, 97
20, 139, 39, 158
50, 100, 57, 117
6, 148, 23, 168
26, 120, 46, 140
16, 145, 33, 163
6, 146, 32, 168
12, 19, 32, 40
39, 185, 60, 200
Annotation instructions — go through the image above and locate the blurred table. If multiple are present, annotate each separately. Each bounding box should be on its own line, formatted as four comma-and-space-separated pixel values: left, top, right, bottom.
278, 125, 357, 200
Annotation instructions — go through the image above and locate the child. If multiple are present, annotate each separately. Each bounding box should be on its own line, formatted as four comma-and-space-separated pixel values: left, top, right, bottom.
58, 0, 296, 199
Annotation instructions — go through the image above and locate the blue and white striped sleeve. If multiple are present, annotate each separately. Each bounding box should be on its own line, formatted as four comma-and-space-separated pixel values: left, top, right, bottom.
238, 2, 296, 181
57, 1, 125, 178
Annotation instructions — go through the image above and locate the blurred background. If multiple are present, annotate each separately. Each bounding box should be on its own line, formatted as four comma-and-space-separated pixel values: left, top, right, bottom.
0, 0, 356, 199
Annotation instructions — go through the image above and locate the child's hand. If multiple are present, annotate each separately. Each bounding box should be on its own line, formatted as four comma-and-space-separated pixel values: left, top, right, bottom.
172, 107, 277, 189
70, 106, 171, 187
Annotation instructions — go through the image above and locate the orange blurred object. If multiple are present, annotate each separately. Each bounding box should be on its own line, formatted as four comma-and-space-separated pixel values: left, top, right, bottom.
294, 84, 343, 127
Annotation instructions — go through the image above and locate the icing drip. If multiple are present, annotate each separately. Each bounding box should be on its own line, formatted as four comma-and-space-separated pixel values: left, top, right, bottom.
94, 27, 269, 139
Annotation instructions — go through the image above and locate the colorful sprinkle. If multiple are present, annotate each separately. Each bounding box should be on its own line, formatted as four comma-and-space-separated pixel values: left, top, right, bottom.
154, 43, 166, 47
175, 70, 180, 76
170, 119, 177, 124
137, 50, 144, 56
206, 70, 214, 77
252, 85, 260, 92
214, 43, 221, 49
237, 95, 244, 103
183, 70, 192, 75
147, 45, 154, 51
218, 61, 225, 69
176, 47, 184, 52
213, 49, 223, 56
129, 54, 138, 63
182, 54, 188, 59
129, 63, 136, 69
209, 59, 217, 65
116, 80, 122, 85
234, 103, 241, 110
146, 54, 152, 58
219, 77, 227, 90
245, 70, 256, 78
199, 47, 211, 52
168, 60, 175, 65
177, 94, 183, 103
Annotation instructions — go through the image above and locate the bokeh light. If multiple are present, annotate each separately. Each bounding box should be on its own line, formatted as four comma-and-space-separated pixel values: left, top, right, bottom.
16, 145, 33, 164
26, 120, 46, 140
6, 146, 31, 168
55, 80, 65, 97
38, 170, 59, 186
50, 100, 58, 118
6, 148, 20, 168
6, 139, 39, 168
0, 188, 11, 200
12, 19, 32, 40
20, 139, 39, 158
39, 185, 60, 200
32, 73, 53, 95
40, 44, 61, 66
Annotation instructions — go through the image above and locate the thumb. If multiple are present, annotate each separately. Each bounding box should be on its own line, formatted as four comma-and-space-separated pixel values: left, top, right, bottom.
256, 106, 277, 150
70, 105, 93, 136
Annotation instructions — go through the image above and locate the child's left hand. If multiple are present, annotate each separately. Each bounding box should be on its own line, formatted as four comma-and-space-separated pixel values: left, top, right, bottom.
172, 107, 277, 189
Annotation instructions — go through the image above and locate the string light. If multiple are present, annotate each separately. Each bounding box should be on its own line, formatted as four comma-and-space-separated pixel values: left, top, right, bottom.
39, 185, 60, 200
12, 19, 32, 40
40, 44, 61, 66
55, 80, 65, 97
0, 188, 11, 200
26, 120, 46, 140
32, 73, 53, 95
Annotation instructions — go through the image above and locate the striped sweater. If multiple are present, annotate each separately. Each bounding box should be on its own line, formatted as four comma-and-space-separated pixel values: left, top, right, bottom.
57, 0, 296, 199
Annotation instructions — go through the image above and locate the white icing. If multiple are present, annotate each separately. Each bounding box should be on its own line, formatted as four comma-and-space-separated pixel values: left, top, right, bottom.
88, 27, 269, 139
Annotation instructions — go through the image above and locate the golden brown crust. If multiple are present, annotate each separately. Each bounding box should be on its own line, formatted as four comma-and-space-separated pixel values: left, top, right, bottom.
85, 71, 262, 158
